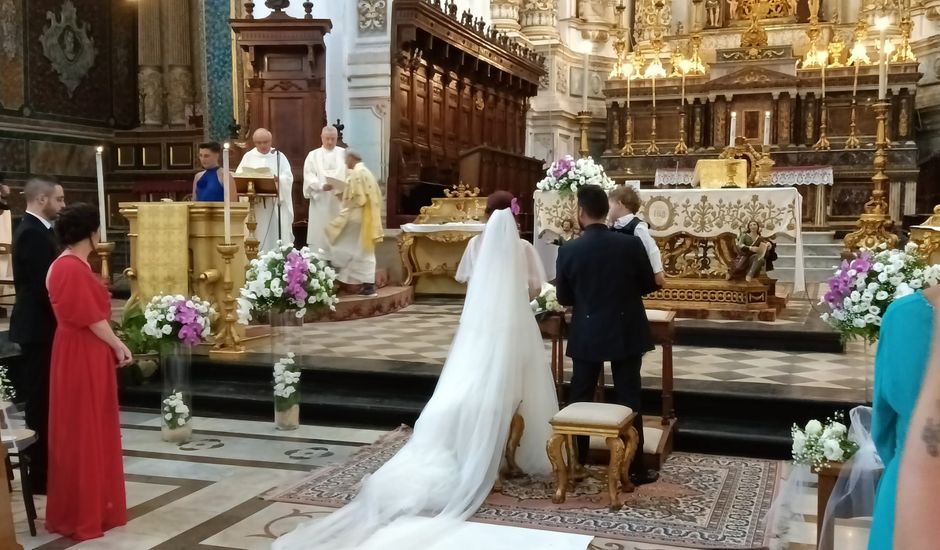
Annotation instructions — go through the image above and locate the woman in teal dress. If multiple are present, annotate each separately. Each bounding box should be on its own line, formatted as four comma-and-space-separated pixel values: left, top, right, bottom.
870, 288, 938, 549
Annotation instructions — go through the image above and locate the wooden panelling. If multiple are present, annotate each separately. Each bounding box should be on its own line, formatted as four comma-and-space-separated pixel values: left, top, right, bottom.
388, 0, 545, 228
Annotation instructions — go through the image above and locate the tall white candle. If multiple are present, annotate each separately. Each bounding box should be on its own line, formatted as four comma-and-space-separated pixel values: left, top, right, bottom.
820, 61, 826, 98
95, 146, 108, 242
763, 111, 771, 146
222, 142, 232, 244
876, 16, 890, 100
729, 111, 737, 145
582, 51, 590, 112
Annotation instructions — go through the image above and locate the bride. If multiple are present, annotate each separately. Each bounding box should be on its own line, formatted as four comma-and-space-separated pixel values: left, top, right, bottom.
274, 208, 560, 549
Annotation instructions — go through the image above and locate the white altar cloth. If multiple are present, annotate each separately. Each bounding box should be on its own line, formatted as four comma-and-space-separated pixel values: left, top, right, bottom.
534, 188, 805, 291
400, 223, 485, 233
654, 165, 834, 188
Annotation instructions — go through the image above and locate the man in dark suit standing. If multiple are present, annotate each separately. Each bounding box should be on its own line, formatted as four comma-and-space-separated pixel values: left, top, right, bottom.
555, 184, 660, 485
10, 176, 66, 494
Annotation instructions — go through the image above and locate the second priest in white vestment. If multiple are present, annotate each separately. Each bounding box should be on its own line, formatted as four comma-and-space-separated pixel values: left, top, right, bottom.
302, 126, 345, 256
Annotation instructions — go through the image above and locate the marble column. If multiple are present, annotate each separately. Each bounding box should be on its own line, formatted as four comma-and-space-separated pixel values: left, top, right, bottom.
138, 0, 164, 126
164, 0, 194, 127
520, 0, 559, 40
491, 0, 522, 36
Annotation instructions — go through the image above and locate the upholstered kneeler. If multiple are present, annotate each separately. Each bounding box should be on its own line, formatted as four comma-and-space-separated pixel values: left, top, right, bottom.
546, 402, 639, 510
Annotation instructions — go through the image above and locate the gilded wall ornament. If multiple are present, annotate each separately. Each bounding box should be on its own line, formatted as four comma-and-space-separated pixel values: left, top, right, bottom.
39, 0, 96, 97
0, 0, 18, 60
358, 0, 387, 34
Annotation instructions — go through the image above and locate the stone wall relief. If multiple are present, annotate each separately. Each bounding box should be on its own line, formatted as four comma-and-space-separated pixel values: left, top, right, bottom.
166, 66, 194, 126
634, 0, 672, 43
138, 66, 164, 126
39, 0, 97, 97
555, 59, 569, 93
358, 0, 388, 34
0, 0, 19, 61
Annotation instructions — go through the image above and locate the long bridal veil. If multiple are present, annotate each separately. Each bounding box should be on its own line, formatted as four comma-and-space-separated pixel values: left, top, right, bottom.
273, 208, 559, 550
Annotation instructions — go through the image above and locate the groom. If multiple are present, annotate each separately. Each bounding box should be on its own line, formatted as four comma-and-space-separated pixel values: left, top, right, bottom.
555, 184, 660, 485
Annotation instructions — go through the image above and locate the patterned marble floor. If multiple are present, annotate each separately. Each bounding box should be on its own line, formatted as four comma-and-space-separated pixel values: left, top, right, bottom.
253, 295, 871, 402
7, 411, 867, 550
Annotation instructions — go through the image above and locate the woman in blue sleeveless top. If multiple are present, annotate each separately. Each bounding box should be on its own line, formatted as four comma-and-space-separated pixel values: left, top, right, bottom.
192, 142, 235, 202
869, 286, 939, 549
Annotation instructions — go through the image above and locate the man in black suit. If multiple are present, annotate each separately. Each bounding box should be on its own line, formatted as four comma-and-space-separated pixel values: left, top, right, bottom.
9, 176, 65, 494
555, 184, 660, 485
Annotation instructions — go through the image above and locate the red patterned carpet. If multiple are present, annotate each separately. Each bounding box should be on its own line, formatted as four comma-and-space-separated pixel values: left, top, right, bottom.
267, 426, 781, 549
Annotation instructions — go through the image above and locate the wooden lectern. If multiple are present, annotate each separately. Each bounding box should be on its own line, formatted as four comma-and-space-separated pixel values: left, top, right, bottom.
233, 173, 278, 261
120, 201, 250, 338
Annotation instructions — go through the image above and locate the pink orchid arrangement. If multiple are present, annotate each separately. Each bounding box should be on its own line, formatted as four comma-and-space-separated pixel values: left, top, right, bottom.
238, 241, 339, 324
142, 295, 214, 346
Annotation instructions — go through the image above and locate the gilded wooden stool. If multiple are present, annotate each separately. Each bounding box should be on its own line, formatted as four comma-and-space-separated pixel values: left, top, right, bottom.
546, 402, 639, 510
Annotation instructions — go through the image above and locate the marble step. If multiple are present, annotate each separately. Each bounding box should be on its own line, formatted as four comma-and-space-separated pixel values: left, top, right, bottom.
776, 243, 844, 257
773, 254, 841, 270
771, 266, 835, 284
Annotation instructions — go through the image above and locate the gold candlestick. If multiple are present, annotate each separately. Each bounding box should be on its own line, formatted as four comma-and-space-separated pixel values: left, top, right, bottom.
577, 111, 591, 158
843, 101, 898, 252
621, 111, 635, 156
210, 242, 246, 356
722, 156, 740, 189
845, 98, 861, 149
675, 61, 690, 155
244, 182, 260, 261
813, 97, 831, 150
646, 77, 660, 155
95, 241, 116, 284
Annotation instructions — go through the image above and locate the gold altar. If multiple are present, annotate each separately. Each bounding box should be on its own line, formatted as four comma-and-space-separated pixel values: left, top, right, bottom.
120, 202, 250, 335
398, 185, 486, 296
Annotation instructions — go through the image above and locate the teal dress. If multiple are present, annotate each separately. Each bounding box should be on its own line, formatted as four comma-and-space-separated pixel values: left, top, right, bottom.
870, 291, 934, 549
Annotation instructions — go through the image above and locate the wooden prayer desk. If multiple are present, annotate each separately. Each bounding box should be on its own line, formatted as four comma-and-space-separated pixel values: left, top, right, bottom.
813, 460, 845, 550
646, 309, 677, 424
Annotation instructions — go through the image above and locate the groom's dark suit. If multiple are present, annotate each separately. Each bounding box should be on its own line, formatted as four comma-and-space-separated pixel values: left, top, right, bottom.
9, 212, 59, 493
555, 223, 658, 466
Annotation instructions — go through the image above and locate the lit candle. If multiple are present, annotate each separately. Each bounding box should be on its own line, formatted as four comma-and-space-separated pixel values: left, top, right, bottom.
95, 146, 108, 242
730, 111, 737, 144
582, 51, 590, 112
222, 142, 232, 244
877, 17, 889, 100
763, 111, 771, 146
820, 59, 827, 98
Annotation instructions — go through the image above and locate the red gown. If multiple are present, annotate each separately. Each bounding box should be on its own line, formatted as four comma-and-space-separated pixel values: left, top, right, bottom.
44, 254, 127, 540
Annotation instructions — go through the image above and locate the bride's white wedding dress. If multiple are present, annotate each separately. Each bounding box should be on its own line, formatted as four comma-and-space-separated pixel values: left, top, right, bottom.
273, 209, 559, 550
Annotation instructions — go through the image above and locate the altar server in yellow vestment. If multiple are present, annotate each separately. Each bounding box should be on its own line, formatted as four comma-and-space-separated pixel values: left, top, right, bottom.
302, 126, 345, 256
326, 150, 384, 296
235, 128, 294, 251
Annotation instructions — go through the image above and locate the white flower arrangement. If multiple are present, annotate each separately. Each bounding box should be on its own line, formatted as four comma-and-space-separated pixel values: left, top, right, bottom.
273, 353, 301, 412
237, 241, 339, 324
536, 155, 614, 194
0, 366, 14, 401
530, 283, 566, 316
142, 294, 215, 346
162, 390, 190, 430
820, 242, 940, 342
791, 411, 859, 470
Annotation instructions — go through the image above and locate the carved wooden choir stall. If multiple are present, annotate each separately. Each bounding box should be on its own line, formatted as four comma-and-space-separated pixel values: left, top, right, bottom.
388, 0, 546, 230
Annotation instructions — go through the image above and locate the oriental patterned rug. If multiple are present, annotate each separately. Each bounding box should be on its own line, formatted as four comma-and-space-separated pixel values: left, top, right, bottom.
266, 426, 780, 549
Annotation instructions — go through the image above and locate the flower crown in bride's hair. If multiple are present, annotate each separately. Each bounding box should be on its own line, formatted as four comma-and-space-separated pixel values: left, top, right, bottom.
510, 198, 521, 216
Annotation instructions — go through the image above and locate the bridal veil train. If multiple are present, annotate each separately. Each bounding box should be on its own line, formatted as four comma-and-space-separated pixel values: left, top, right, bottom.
273, 208, 559, 550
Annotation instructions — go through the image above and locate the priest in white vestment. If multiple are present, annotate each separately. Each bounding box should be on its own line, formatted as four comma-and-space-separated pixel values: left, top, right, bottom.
326, 150, 384, 296
302, 126, 345, 256
235, 128, 294, 252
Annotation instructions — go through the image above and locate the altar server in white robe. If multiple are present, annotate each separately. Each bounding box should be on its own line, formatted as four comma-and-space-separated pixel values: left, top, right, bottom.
302, 126, 345, 256
326, 150, 384, 296
235, 128, 294, 251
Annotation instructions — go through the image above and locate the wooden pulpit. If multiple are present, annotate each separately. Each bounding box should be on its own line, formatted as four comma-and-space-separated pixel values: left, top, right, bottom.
120, 202, 250, 337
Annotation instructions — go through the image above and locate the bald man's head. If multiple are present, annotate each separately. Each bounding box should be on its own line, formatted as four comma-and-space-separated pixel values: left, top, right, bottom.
321, 126, 338, 150
252, 128, 273, 154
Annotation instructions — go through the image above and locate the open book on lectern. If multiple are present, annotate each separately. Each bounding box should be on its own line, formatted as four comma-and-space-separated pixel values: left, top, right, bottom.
234, 166, 278, 195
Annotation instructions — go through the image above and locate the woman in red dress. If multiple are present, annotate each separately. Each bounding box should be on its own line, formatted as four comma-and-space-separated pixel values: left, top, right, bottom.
44, 203, 133, 540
